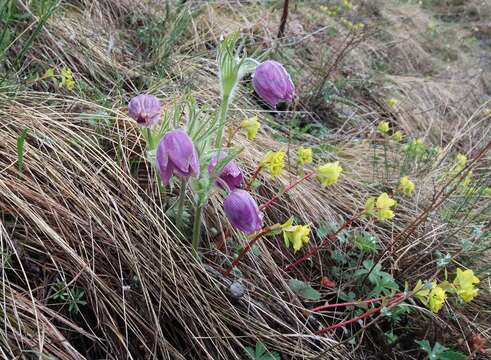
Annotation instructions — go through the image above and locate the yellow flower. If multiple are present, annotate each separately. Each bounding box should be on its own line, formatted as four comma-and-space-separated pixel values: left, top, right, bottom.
364, 196, 376, 215
484, 108, 491, 116
375, 192, 396, 220
297, 146, 313, 165
428, 284, 446, 313
283, 221, 311, 253
392, 130, 403, 142
44, 68, 55, 78
377, 121, 390, 134
452, 153, 467, 173
398, 176, 415, 196
453, 268, 480, 302
261, 150, 285, 177
59, 67, 75, 90
240, 116, 260, 140
316, 161, 343, 187
365, 193, 397, 220
387, 98, 399, 107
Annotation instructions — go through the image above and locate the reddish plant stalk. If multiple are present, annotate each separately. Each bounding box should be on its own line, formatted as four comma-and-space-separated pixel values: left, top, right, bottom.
315, 294, 405, 335
224, 227, 271, 276
283, 211, 364, 272
311, 293, 404, 313
245, 165, 263, 190
259, 170, 316, 210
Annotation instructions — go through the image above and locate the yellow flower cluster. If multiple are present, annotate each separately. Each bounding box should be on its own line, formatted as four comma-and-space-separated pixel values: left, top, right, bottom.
392, 130, 403, 142
453, 268, 480, 302
377, 121, 390, 134
297, 146, 313, 166
44, 67, 75, 90
316, 161, 343, 187
398, 176, 415, 196
387, 98, 399, 107
414, 268, 480, 313
365, 193, 397, 221
261, 151, 286, 177
281, 218, 310, 253
240, 116, 260, 140
414, 280, 447, 313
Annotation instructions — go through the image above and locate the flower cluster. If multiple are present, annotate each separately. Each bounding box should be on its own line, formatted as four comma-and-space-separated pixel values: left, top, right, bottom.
316, 162, 343, 187
240, 116, 260, 140
398, 176, 415, 196
365, 193, 397, 221
281, 218, 311, 253
414, 268, 480, 313
261, 151, 286, 177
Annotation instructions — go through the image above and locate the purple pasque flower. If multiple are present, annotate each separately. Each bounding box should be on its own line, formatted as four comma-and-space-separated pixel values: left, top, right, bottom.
224, 190, 263, 233
252, 60, 295, 108
156, 129, 199, 185
208, 152, 243, 190
128, 94, 162, 127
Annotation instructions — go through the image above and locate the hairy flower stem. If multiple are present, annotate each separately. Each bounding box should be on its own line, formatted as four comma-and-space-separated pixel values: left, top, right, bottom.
176, 178, 188, 230
145, 128, 154, 150
315, 294, 405, 335
191, 205, 203, 259
259, 170, 316, 210
283, 211, 364, 272
215, 94, 231, 150
224, 227, 271, 276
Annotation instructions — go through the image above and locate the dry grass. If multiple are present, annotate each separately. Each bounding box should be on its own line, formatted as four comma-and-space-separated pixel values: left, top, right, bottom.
1, 0, 490, 359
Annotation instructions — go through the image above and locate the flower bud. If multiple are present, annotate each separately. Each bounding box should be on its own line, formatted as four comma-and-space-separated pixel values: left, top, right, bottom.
253, 60, 294, 108
128, 94, 162, 127
156, 129, 199, 185
208, 153, 243, 190
223, 190, 263, 233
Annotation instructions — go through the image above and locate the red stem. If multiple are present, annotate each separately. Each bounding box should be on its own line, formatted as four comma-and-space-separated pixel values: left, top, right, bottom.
315, 294, 404, 335
224, 227, 271, 276
245, 165, 263, 190
283, 212, 363, 272
259, 171, 316, 210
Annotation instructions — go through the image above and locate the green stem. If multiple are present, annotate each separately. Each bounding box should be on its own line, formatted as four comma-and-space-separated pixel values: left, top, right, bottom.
176, 178, 188, 230
214, 95, 230, 150
191, 205, 203, 259
146, 128, 154, 150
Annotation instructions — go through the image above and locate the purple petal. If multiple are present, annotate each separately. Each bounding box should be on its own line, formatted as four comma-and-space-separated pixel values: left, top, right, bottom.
252, 60, 295, 108
164, 129, 199, 177
224, 190, 263, 233
128, 94, 162, 127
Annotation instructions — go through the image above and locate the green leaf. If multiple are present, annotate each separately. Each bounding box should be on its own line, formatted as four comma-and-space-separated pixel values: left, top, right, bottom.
255, 341, 266, 356
288, 279, 320, 301
439, 351, 467, 360
16, 128, 28, 172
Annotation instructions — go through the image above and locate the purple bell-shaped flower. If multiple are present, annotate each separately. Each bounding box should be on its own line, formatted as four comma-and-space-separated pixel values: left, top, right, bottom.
128, 94, 162, 127
224, 190, 263, 233
156, 129, 200, 185
252, 60, 295, 108
208, 153, 243, 190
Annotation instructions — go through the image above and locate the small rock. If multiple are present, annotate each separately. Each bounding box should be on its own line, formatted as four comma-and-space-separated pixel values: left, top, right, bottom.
229, 281, 245, 299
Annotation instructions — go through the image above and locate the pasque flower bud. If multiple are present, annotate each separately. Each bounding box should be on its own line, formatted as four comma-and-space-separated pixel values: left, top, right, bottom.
156, 129, 199, 185
224, 190, 263, 233
128, 94, 162, 127
253, 60, 295, 108
208, 153, 243, 190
